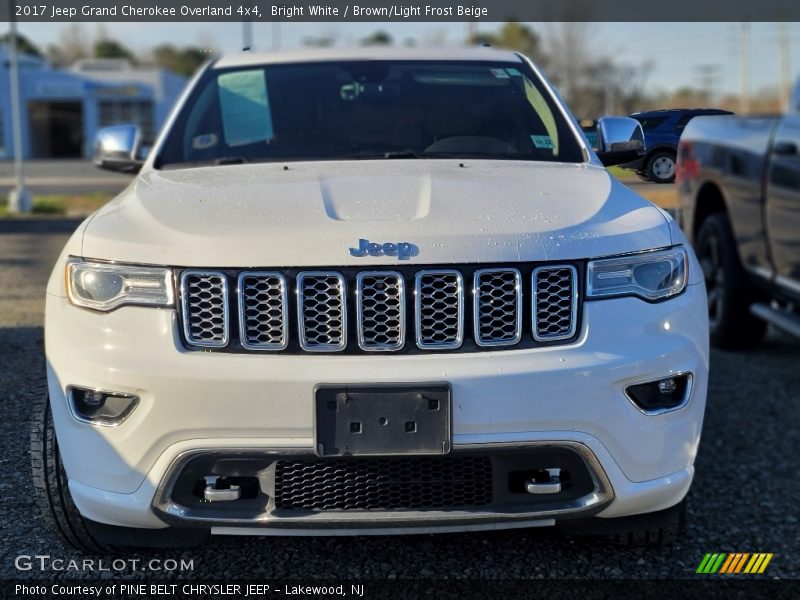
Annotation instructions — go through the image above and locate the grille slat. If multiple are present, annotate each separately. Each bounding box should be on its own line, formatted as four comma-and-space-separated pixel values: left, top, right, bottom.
297, 272, 347, 352
180, 271, 229, 347
356, 272, 405, 351
473, 268, 522, 347
415, 270, 464, 350
274, 456, 493, 511
533, 266, 578, 341
238, 272, 288, 350
180, 264, 580, 352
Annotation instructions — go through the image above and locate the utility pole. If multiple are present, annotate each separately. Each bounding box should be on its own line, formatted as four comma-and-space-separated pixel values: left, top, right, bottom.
7, 10, 32, 213
740, 23, 750, 115
271, 22, 281, 51
778, 22, 791, 113
242, 21, 253, 51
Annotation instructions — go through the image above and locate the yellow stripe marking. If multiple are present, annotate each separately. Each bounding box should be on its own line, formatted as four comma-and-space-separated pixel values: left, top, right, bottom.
748, 554, 765, 573
742, 554, 759, 573
758, 554, 773, 574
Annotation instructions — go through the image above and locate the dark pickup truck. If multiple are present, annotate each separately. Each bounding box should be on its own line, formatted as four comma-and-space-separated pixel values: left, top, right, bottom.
677, 86, 800, 349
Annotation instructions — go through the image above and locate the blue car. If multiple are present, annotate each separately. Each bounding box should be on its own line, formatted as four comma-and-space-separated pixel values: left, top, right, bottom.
624, 108, 733, 183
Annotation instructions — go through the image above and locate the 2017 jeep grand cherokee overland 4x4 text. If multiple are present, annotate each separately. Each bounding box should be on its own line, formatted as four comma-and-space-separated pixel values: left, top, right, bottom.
35, 48, 708, 551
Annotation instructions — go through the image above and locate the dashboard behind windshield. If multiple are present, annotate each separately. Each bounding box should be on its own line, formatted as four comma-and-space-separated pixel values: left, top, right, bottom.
155, 59, 584, 169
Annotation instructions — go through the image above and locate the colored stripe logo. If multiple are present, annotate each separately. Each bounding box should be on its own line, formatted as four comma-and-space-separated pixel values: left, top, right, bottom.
696, 553, 773, 574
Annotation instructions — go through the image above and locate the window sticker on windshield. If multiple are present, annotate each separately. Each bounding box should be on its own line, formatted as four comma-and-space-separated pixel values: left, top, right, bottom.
523, 78, 559, 155
506, 68, 522, 77
490, 68, 510, 79
192, 133, 218, 150
530, 135, 554, 149
217, 70, 273, 147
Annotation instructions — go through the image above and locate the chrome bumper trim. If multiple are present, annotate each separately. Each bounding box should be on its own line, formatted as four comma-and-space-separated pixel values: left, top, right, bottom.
152, 441, 614, 529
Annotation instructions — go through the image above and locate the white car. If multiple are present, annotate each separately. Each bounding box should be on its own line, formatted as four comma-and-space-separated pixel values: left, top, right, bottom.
35, 47, 708, 551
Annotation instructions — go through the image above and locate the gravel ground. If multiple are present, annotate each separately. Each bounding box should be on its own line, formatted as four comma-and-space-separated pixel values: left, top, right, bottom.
1, 225, 798, 581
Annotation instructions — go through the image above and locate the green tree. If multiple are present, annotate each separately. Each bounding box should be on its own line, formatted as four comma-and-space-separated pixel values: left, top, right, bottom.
361, 31, 392, 46
0, 32, 42, 57
469, 22, 542, 62
152, 44, 209, 77
94, 38, 136, 62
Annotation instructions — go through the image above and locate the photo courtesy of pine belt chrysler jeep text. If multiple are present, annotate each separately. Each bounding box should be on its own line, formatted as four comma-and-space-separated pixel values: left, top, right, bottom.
34, 48, 709, 552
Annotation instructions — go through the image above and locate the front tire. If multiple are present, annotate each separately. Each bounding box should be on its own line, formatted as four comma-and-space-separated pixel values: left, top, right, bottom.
646, 150, 677, 184
31, 391, 113, 553
695, 213, 767, 349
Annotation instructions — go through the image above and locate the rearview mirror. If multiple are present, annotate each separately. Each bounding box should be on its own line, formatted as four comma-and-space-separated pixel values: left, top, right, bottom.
93, 125, 148, 173
595, 117, 646, 167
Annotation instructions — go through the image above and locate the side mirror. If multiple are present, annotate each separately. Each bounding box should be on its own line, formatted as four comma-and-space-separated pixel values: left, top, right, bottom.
595, 117, 646, 167
93, 125, 148, 173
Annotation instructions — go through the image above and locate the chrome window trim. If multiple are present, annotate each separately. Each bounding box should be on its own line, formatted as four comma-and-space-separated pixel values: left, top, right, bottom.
414, 269, 464, 350
180, 270, 230, 348
355, 271, 406, 352
296, 271, 348, 353
532, 265, 578, 342
472, 268, 523, 347
237, 271, 289, 351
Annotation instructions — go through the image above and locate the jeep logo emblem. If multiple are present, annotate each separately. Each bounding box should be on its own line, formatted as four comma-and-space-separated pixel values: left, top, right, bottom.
349, 238, 419, 260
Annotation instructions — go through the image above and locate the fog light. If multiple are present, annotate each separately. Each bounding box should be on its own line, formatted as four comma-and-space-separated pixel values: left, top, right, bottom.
68, 386, 139, 426
625, 374, 692, 414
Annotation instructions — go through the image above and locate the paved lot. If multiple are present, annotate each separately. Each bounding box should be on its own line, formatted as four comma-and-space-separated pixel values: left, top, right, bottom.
1, 225, 797, 580
0, 160, 133, 195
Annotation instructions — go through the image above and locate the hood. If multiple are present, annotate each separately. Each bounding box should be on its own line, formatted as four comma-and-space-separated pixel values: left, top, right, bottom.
81, 160, 671, 267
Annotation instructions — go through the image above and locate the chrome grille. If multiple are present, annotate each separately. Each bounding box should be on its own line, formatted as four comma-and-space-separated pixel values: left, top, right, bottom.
180, 271, 228, 347
473, 268, 522, 346
415, 270, 464, 350
297, 272, 347, 352
356, 272, 405, 351
238, 272, 288, 350
179, 264, 580, 353
533, 266, 578, 341
274, 456, 493, 511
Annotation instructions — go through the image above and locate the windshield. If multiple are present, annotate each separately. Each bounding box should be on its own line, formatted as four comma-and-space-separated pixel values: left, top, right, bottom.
155, 60, 584, 168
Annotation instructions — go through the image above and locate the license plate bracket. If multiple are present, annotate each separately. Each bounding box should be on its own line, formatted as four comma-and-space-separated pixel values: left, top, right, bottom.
314, 384, 451, 457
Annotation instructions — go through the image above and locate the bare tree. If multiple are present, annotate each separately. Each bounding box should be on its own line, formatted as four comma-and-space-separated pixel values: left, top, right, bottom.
544, 23, 591, 109
47, 24, 89, 66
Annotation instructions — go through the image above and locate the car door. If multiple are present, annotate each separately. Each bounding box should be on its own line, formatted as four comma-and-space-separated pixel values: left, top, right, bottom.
765, 113, 800, 299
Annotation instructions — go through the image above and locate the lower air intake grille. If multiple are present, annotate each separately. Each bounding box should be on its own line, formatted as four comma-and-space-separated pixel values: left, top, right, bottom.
274, 456, 493, 511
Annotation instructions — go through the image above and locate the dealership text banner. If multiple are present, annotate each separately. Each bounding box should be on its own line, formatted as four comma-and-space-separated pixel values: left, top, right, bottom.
4, 0, 800, 22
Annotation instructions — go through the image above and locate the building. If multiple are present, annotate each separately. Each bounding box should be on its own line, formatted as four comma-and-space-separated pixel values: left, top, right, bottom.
0, 47, 186, 159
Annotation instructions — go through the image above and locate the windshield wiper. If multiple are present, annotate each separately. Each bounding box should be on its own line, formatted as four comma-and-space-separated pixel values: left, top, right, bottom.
345, 151, 424, 159
214, 156, 248, 165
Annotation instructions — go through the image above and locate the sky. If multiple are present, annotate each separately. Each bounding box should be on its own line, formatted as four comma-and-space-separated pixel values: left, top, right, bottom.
6, 21, 799, 97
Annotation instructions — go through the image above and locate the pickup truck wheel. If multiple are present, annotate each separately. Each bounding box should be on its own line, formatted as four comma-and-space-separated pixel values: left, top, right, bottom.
696, 213, 767, 349
31, 391, 114, 554
646, 151, 676, 184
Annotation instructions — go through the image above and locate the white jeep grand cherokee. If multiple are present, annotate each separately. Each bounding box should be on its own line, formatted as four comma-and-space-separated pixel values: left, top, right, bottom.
35, 48, 708, 551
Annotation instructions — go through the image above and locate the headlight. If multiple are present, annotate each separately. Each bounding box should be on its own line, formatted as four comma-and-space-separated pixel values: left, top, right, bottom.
587, 247, 688, 301
66, 258, 174, 311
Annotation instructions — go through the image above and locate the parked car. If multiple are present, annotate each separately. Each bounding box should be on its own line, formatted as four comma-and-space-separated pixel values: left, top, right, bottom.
677, 85, 800, 348
625, 109, 733, 183
35, 47, 708, 551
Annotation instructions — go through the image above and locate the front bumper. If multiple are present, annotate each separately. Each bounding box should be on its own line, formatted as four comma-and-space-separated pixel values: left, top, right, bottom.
45, 282, 708, 532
